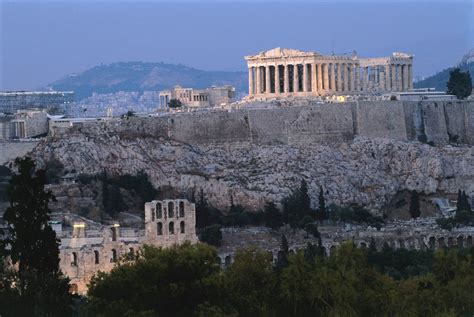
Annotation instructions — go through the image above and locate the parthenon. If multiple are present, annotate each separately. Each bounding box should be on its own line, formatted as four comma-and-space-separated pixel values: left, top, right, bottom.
245, 48, 413, 99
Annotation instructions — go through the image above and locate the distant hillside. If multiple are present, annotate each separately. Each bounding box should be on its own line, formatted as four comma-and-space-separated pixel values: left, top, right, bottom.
414, 49, 474, 91
49, 62, 248, 100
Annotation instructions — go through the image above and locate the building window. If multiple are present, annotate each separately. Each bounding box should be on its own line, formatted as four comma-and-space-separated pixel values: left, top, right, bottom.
71, 252, 78, 266
179, 201, 185, 217
157, 222, 163, 235
180, 221, 185, 234
94, 250, 100, 264
151, 208, 155, 221
168, 202, 174, 218
111, 249, 117, 263
111, 227, 117, 241
169, 222, 174, 234
156, 203, 162, 219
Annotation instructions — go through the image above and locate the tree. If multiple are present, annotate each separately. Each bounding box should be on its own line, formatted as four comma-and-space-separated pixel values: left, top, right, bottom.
456, 190, 471, 212
1, 157, 71, 316
276, 234, 290, 269
168, 98, 183, 108
199, 224, 223, 247
446, 68, 472, 99
282, 179, 312, 228
317, 186, 327, 220
409, 191, 421, 219
88, 243, 223, 316
263, 201, 283, 230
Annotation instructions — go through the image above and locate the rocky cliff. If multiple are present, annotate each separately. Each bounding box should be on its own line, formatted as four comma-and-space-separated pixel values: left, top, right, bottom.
30, 127, 474, 214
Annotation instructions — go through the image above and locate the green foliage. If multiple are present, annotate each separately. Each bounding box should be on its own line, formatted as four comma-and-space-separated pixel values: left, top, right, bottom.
121, 110, 136, 118
446, 68, 472, 99
199, 224, 223, 247
283, 180, 320, 229
87, 243, 223, 316
329, 204, 384, 228
436, 190, 473, 229
456, 189, 472, 212
409, 190, 421, 219
0, 157, 72, 316
263, 201, 284, 230
168, 98, 183, 108
44, 157, 65, 184
86, 242, 474, 317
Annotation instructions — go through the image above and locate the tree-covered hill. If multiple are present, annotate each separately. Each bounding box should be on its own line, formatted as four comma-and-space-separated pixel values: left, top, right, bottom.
415, 49, 474, 91
48, 61, 248, 100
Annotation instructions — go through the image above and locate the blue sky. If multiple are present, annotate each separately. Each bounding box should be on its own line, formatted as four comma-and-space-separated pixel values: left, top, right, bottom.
1, 1, 473, 90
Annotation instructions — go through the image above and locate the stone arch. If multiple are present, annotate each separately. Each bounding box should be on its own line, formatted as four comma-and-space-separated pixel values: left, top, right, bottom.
457, 236, 464, 248
359, 242, 367, 249
71, 252, 78, 266
398, 240, 405, 249
157, 222, 163, 235
169, 222, 175, 234
429, 237, 436, 250
94, 250, 100, 264
438, 237, 445, 248
225, 255, 232, 268
448, 237, 454, 247
156, 202, 162, 219
467, 236, 473, 247
168, 202, 174, 218
69, 283, 78, 294
111, 227, 117, 242
180, 221, 185, 234
329, 245, 336, 256
267, 251, 274, 263
321, 247, 327, 256
129, 247, 134, 254
111, 249, 117, 263
179, 201, 185, 218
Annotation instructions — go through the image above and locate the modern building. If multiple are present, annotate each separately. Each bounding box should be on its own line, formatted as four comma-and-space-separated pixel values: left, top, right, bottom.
0, 91, 74, 115
159, 85, 235, 109
245, 48, 413, 99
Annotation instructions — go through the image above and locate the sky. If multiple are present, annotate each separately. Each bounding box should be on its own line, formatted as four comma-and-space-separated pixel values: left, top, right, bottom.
0, 1, 473, 90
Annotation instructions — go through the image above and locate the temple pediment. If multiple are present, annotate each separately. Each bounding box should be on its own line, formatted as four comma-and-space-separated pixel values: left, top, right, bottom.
245, 47, 320, 60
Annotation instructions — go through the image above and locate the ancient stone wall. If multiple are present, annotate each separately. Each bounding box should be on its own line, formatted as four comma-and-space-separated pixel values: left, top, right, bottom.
70, 100, 473, 147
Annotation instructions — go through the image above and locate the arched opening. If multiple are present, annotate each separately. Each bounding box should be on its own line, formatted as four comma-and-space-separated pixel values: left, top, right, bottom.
168, 202, 174, 218
94, 250, 100, 264
180, 221, 185, 234
129, 247, 134, 254
71, 252, 78, 266
467, 236, 473, 247
111, 227, 117, 242
69, 283, 78, 294
438, 237, 445, 248
156, 203, 162, 219
157, 222, 163, 235
398, 240, 405, 249
225, 255, 232, 268
457, 236, 464, 248
448, 237, 454, 247
179, 201, 185, 217
111, 249, 117, 263
267, 251, 274, 263
329, 245, 336, 256
360, 242, 367, 249
429, 237, 436, 249
169, 222, 174, 234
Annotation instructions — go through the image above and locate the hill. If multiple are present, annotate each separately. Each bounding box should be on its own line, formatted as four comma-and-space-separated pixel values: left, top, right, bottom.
414, 49, 474, 91
48, 62, 248, 100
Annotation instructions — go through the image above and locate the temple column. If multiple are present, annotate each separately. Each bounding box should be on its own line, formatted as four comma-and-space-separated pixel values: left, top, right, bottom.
363, 67, 369, 91
275, 65, 280, 94
343, 63, 348, 92
403, 64, 409, 91
354, 64, 360, 92
255, 66, 261, 95
336, 63, 342, 92
323, 63, 329, 92
408, 64, 413, 90
248, 67, 254, 95
385, 65, 391, 91
391, 64, 397, 91
293, 64, 299, 93
303, 63, 308, 92
284, 64, 289, 94
349, 63, 354, 91
265, 65, 271, 94
330, 63, 336, 92
311, 63, 318, 92
397, 64, 403, 91
317, 64, 323, 93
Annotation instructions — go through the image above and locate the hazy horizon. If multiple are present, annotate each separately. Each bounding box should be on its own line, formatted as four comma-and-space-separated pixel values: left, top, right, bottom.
1, 1, 473, 90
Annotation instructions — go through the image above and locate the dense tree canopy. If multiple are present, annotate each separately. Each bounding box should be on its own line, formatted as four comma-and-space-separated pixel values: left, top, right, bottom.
447, 68, 472, 99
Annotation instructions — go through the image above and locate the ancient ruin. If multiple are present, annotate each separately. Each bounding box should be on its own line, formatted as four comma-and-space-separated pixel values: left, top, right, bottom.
58, 199, 198, 294
159, 85, 235, 109
245, 48, 413, 99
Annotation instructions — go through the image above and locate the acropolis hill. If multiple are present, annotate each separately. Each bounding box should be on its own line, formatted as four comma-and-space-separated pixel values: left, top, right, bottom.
29, 99, 474, 214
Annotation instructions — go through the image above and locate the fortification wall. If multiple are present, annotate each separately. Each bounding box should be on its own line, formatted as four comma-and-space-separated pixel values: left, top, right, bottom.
70, 100, 474, 147
0, 140, 40, 165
